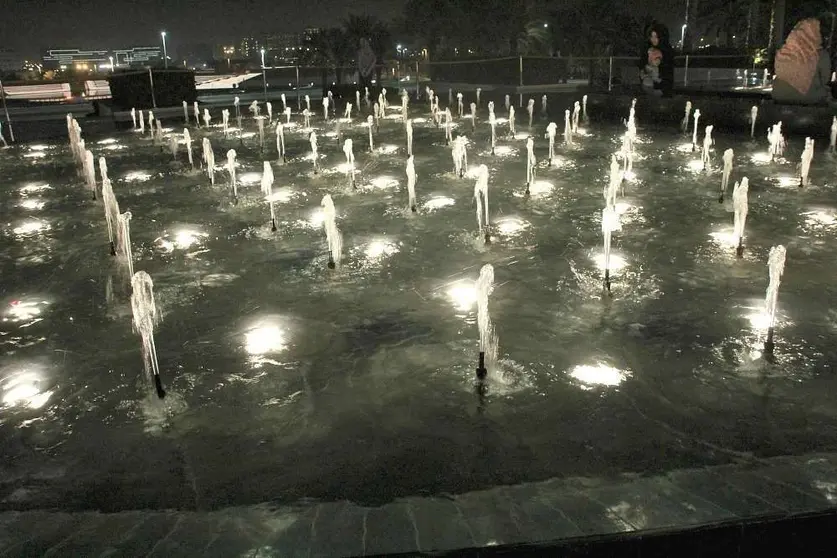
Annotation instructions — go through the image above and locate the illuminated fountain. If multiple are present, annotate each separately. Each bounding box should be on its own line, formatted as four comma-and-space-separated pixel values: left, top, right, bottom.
470, 102, 477, 130
768, 122, 785, 161
473, 164, 490, 243
702, 125, 714, 170
373, 103, 380, 129
249, 100, 260, 119
719, 148, 733, 202
344, 102, 353, 120
444, 108, 453, 145
541, 94, 547, 115
267, 101, 273, 123
527, 99, 535, 128
284, 107, 291, 125
275, 121, 285, 163
476, 87, 482, 107
234, 96, 241, 127
545, 122, 557, 163
508, 106, 516, 137
155, 120, 163, 145
406, 155, 417, 212
604, 155, 620, 208
355, 90, 360, 113
691, 108, 700, 150
256, 116, 266, 151
83, 149, 96, 199
799, 137, 814, 187
309, 131, 320, 174
183, 128, 194, 169
116, 210, 134, 276
321, 194, 342, 269
367, 115, 375, 152
322, 96, 329, 122
563, 110, 573, 146
504, 94, 510, 112
601, 205, 621, 293
830, 117, 837, 154
226, 149, 237, 200
130, 271, 166, 399
525, 137, 536, 195
582, 94, 588, 121
202, 138, 215, 185
453, 135, 467, 178
732, 177, 749, 257
131, 107, 137, 128
169, 134, 178, 159
139, 110, 145, 134
147, 111, 154, 136
222, 109, 230, 138
203, 108, 211, 129
457, 92, 464, 118
302, 109, 311, 129
406, 118, 414, 157
572, 101, 580, 134
182, 101, 188, 123
342, 139, 355, 189
489, 112, 497, 155
102, 177, 120, 255
193, 101, 200, 127
475, 263, 496, 383
763, 245, 787, 354
750, 106, 758, 138
262, 161, 277, 231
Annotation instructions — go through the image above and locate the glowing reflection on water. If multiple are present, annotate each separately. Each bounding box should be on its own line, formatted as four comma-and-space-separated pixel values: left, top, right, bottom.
367, 176, 399, 190
12, 220, 50, 237
23, 152, 46, 159
685, 159, 705, 173
676, 143, 696, 153
751, 152, 772, 164
363, 239, 399, 261
492, 145, 516, 158
448, 281, 477, 312
591, 253, 627, 271
494, 217, 529, 237
245, 324, 288, 356
804, 208, 837, 228
376, 144, 399, 155
20, 182, 51, 194
123, 170, 153, 182
1, 368, 53, 410
424, 196, 455, 211
3, 299, 48, 323
238, 172, 262, 186
156, 229, 208, 252
18, 198, 46, 210
776, 175, 801, 188
97, 138, 118, 145
709, 230, 739, 248
568, 363, 630, 388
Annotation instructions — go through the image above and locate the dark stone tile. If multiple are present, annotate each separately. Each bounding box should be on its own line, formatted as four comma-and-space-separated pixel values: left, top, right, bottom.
308, 501, 365, 558
541, 491, 637, 536
501, 484, 584, 543
44, 512, 147, 557
245, 506, 313, 558
2, 512, 86, 558
720, 468, 831, 514
0, 513, 19, 553
203, 515, 269, 558
364, 502, 419, 555
145, 514, 216, 557
666, 469, 785, 518
97, 512, 181, 557
455, 488, 527, 547
582, 477, 732, 531
407, 497, 474, 552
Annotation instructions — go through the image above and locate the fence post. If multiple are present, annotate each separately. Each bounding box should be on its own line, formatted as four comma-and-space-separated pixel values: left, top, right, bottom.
295, 66, 300, 110
518, 56, 523, 108
415, 61, 420, 99
148, 68, 157, 109
608, 57, 613, 92
683, 55, 689, 86
0, 79, 14, 143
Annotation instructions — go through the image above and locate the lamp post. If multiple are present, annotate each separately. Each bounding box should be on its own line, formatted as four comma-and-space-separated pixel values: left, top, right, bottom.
260, 48, 267, 102
161, 31, 168, 69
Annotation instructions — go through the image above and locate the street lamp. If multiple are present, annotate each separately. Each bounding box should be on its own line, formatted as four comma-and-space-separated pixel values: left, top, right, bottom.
161, 31, 168, 69
260, 48, 267, 102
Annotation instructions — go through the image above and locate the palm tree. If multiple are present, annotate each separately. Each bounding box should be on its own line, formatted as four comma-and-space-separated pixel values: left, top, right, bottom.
342, 14, 392, 83
302, 27, 351, 94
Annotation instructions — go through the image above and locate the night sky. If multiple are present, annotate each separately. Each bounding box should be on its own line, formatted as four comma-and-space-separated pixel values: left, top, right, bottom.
3, 0, 407, 57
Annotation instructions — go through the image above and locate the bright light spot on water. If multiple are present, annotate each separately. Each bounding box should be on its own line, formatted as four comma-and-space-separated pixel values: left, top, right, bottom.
376, 144, 398, 155
23, 152, 46, 159
492, 145, 516, 157
494, 117, 508, 124
18, 198, 45, 210
448, 281, 477, 312
368, 176, 399, 189
334, 162, 357, 174
324, 131, 338, 138
240, 131, 257, 139
529, 180, 554, 197
464, 166, 483, 179
123, 170, 152, 182
747, 311, 772, 330
97, 138, 118, 145
513, 132, 530, 140
308, 208, 325, 228
804, 209, 837, 227
283, 122, 299, 129
424, 196, 455, 211
411, 117, 428, 123
676, 143, 696, 153
4, 299, 47, 323
623, 170, 636, 181
592, 253, 627, 271
568, 363, 629, 388
157, 229, 207, 252
776, 175, 800, 188
12, 220, 49, 236
29, 144, 49, 151
709, 230, 739, 247
383, 113, 403, 120
364, 239, 399, 260
751, 152, 772, 164
104, 144, 127, 151
20, 182, 50, 194
1, 369, 53, 410
495, 217, 528, 236
614, 202, 633, 214
266, 188, 294, 203
238, 172, 262, 185
245, 325, 288, 355
686, 159, 705, 173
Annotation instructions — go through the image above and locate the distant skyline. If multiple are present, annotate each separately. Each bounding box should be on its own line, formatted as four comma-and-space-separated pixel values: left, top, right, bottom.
2, 0, 406, 58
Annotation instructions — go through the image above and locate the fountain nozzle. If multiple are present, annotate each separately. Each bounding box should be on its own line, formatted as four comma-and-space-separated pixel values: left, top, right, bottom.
718, 193, 724, 203
604, 269, 611, 293
476, 351, 487, 381
153, 373, 166, 399
327, 257, 335, 270
764, 327, 775, 354
736, 239, 744, 258
271, 219, 277, 232
411, 205, 417, 213
109, 241, 116, 256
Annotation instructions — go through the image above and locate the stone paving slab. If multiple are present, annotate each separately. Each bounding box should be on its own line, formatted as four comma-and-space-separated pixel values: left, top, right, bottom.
2, 452, 836, 557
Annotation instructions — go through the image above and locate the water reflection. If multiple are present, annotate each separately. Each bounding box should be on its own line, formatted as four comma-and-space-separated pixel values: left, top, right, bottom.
568, 363, 630, 388
156, 229, 208, 252
447, 280, 477, 313
19, 182, 51, 194
494, 217, 529, 237
12, 220, 50, 237
424, 196, 455, 211
18, 198, 46, 210
3, 299, 48, 324
367, 176, 399, 190
363, 239, 399, 261
123, 170, 153, 183
1, 367, 53, 410
238, 172, 262, 186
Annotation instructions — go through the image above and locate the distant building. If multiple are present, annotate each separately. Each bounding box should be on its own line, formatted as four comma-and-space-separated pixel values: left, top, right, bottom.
239, 37, 261, 59
43, 47, 161, 70
265, 33, 304, 64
